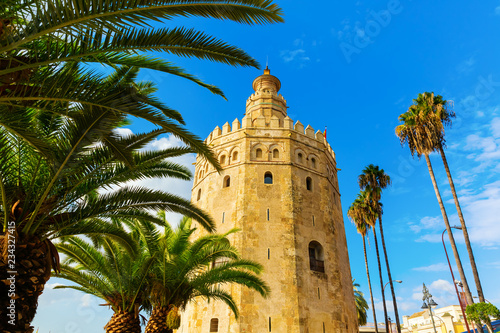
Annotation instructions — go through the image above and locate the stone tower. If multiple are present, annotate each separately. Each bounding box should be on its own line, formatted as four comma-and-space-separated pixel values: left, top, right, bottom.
178, 69, 357, 333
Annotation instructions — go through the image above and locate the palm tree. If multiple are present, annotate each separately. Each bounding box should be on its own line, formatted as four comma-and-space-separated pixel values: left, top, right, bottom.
348, 193, 378, 333
0, 94, 216, 332
420, 94, 486, 310
0, 0, 283, 109
143, 216, 270, 333
353, 280, 369, 327
395, 92, 476, 313
55, 229, 155, 333
358, 164, 401, 332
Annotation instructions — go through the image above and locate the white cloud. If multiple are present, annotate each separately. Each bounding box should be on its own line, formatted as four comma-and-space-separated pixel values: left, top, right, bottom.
412, 263, 449, 272
113, 127, 133, 137
409, 216, 442, 233
491, 117, 500, 137
80, 294, 93, 307
495, 6, 500, 15
280, 49, 310, 64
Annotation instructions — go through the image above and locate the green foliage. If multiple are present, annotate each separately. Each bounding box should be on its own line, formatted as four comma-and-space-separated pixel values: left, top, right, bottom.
466, 302, 500, 326
145, 214, 270, 318
396, 92, 455, 157
56, 215, 270, 322
353, 280, 369, 326
1, 0, 284, 171
166, 306, 181, 329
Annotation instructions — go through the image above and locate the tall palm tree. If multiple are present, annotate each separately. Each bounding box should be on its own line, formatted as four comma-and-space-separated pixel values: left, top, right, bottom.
348, 193, 378, 333
358, 164, 401, 332
417, 93, 486, 309
0, 94, 216, 332
395, 92, 477, 323
353, 279, 369, 327
144, 216, 270, 333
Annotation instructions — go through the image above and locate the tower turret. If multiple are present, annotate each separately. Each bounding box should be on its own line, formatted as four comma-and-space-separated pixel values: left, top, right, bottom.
245, 67, 287, 125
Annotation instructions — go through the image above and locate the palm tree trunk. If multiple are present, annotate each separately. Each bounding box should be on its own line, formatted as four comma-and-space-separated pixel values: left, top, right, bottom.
372, 227, 389, 332
145, 306, 173, 333
0, 234, 51, 333
104, 311, 142, 333
378, 215, 401, 333
424, 154, 480, 333
363, 237, 378, 333
438, 147, 485, 301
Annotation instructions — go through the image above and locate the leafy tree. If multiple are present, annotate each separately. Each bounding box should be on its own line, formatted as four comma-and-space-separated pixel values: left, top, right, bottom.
395, 92, 477, 317
0, 0, 283, 120
56, 229, 154, 333
348, 192, 378, 333
353, 280, 369, 326
358, 164, 400, 331
0, 77, 215, 332
143, 215, 270, 333
466, 302, 500, 333
55, 216, 270, 333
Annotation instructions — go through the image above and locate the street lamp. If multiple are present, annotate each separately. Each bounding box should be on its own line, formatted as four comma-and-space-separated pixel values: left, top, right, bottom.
442, 226, 472, 333
383, 280, 402, 333
421, 283, 438, 333
384, 280, 403, 293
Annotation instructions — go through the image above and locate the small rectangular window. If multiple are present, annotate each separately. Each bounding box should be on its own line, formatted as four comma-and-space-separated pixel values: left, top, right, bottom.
269, 317, 272, 332
323, 322, 325, 333
267, 209, 270, 221
222, 212, 225, 223
312, 215, 315, 226
268, 248, 270, 259
210, 318, 219, 332
318, 287, 320, 299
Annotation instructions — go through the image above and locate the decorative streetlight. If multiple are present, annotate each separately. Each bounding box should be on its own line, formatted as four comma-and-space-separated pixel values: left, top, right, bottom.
421, 283, 438, 333
442, 226, 472, 333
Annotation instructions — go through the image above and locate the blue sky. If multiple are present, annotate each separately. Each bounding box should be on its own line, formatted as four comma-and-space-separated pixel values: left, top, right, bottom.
33, 0, 500, 331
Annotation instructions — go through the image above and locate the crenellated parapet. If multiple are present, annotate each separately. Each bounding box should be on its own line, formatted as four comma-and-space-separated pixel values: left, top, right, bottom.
204, 115, 336, 161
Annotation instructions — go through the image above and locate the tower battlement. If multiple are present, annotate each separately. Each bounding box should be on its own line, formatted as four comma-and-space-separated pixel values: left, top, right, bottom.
205, 117, 336, 162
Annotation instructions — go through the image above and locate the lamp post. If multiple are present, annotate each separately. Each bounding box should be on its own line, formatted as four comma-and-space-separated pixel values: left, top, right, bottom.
383, 280, 402, 333
384, 280, 402, 293
421, 283, 438, 333
442, 227, 472, 333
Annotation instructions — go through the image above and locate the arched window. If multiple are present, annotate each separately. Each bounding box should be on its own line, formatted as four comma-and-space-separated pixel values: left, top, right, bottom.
311, 157, 316, 168
306, 177, 312, 191
264, 172, 273, 184
197, 189, 201, 201
220, 155, 226, 165
298, 152, 303, 163
256, 148, 262, 158
232, 151, 238, 162
210, 318, 219, 332
273, 149, 279, 159
309, 241, 325, 273
223, 175, 230, 188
